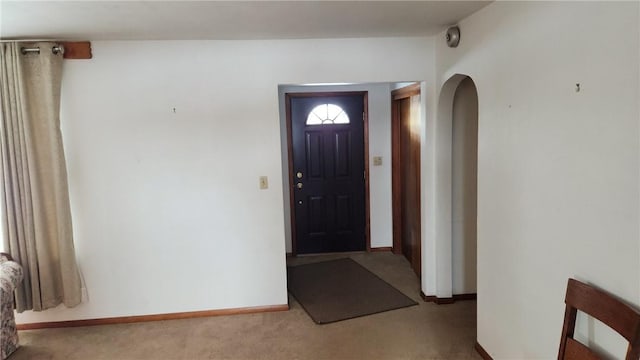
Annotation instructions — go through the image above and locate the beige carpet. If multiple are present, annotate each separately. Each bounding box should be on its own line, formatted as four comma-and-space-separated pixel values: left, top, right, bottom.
11, 252, 480, 360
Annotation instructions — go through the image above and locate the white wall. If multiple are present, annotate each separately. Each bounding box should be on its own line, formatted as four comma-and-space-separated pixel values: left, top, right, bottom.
436, 1, 639, 358
391, 81, 417, 90
278, 83, 397, 252
16, 37, 434, 324
451, 77, 477, 295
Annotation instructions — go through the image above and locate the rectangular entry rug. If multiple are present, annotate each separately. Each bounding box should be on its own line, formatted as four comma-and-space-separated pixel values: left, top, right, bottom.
287, 258, 418, 324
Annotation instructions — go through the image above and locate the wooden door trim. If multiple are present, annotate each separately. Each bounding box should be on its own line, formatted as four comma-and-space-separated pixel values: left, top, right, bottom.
363, 94, 371, 251
392, 83, 421, 100
391, 98, 402, 254
391, 85, 421, 264
285, 91, 370, 255
285, 94, 296, 255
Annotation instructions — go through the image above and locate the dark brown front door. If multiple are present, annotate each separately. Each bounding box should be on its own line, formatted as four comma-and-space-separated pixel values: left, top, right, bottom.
288, 93, 366, 254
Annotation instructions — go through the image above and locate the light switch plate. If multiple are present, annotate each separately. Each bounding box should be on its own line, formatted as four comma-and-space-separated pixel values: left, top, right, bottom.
373, 156, 383, 166
259, 176, 268, 189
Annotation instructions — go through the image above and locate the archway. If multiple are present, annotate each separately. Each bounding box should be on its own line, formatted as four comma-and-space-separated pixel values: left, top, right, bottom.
433, 74, 478, 299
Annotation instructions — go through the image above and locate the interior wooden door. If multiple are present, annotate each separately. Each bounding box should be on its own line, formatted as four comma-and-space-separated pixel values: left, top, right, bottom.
288, 93, 367, 254
392, 85, 421, 277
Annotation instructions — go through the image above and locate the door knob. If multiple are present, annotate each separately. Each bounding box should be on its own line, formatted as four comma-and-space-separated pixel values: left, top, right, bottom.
296, 171, 303, 179
298, 200, 303, 205
296, 182, 303, 189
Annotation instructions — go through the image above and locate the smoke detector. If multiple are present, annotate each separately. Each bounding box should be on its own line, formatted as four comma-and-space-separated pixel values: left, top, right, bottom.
446, 26, 460, 48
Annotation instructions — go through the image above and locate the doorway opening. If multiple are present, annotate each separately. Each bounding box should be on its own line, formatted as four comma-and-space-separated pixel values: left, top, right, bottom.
451, 77, 478, 297
278, 82, 427, 297
434, 74, 478, 300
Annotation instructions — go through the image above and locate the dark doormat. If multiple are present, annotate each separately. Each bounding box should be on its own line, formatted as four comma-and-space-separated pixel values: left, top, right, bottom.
287, 258, 418, 324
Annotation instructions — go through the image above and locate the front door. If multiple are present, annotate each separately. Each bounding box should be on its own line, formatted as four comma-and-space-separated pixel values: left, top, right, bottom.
288, 93, 366, 254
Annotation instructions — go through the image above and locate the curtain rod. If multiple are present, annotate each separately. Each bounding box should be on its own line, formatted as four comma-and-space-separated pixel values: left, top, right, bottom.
20, 45, 64, 55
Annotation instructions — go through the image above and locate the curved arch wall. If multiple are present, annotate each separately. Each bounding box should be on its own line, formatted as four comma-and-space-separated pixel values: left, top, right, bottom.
434, 2, 639, 358
432, 74, 478, 298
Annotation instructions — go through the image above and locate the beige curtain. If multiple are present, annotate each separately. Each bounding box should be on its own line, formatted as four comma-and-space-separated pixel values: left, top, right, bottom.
0, 42, 81, 312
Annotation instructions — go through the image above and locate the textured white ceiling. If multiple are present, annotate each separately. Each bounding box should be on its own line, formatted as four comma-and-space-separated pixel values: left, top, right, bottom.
0, 1, 491, 41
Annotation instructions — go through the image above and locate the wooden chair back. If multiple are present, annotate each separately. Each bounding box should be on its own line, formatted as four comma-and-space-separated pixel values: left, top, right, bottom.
559, 278, 640, 360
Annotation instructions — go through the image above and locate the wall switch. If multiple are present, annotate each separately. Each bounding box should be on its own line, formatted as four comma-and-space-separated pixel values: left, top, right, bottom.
373, 156, 383, 166
259, 176, 269, 189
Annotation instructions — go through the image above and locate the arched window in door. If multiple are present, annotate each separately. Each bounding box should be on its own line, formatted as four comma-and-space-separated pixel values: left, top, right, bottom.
306, 104, 350, 125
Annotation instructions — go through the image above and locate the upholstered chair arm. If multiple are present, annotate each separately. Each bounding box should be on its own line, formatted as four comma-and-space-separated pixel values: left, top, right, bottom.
0, 261, 23, 293
0, 255, 22, 360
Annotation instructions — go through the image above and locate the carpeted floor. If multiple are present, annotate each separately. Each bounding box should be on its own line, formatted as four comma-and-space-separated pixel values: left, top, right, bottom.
11, 252, 480, 360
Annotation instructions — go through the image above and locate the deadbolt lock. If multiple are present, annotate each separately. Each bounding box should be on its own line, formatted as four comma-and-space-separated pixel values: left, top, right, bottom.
296, 172, 303, 179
